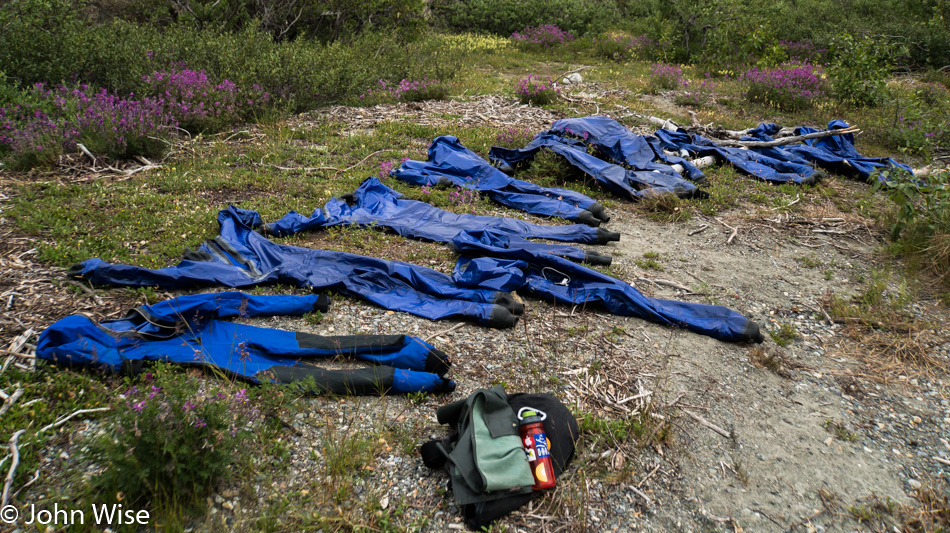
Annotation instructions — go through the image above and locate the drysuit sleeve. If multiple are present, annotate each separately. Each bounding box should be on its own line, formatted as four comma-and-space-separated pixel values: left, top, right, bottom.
136, 292, 329, 324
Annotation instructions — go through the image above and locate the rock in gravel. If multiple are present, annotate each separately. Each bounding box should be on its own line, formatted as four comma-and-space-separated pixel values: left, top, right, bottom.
562, 73, 583, 85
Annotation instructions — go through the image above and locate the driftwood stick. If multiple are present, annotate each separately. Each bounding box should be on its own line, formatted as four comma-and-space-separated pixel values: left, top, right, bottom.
708, 126, 861, 148
0, 388, 24, 418
688, 224, 709, 236
715, 218, 738, 244
425, 322, 466, 342
1, 429, 26, 507
13, 468, 40, 498
682, 408, 732, 438
629, 485, 654, 507
76, 143, 98, 169
0, 350, 35, 359
37, 407, 110, 435
340, 149, 398, 174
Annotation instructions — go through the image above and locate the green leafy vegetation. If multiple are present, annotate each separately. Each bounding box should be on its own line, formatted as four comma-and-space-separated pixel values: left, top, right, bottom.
85, 366, 268, 515
767, 322, 799, 347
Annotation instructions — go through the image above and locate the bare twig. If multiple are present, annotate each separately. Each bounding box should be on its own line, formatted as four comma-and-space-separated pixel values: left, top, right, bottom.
339, 149, 398, 174
636, 278, 693, 292
425, 322, 466, 342
37, 407, 110, 435
769, 194, 800, 211
13, 468, 40, 498
556, 65, 593, 82
2, 430, 26, 507
709, 126, 861, 148
629, 485, 654, 508
0, 350, 35, 359
714, 218, 738, 244
682, 408, 732, 438
688, 224, 709, 236
0, 388, 24, 418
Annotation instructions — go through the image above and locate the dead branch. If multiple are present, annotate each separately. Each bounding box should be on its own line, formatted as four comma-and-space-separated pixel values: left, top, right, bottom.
682, 408, 732, 438
556, 65, 593, 82
714, 218, 738, 244
37, 407, 110, 435
1, 429, 26, 507
688, 224, 709, 236
13, 468, 39, 498
425, 322, 466, 342
708, 126, 861, 148
0, 388, 24, 418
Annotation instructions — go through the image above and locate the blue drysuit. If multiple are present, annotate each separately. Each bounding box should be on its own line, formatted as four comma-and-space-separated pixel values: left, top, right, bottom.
262, 177, 619, 247
489, 133, 703, 199
761, 121, 913, 181
449, 230, 764, 344
36, 292, 455, 394
69, 207, 524, 328
550, 116, 817, 184
392, 136, 609, 226
548, 116, 708, 183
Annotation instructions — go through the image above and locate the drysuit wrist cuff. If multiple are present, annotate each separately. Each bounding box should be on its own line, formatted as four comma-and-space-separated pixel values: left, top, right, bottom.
425, 348, 452, 376
312, 294, 330, 313
595, 228, 621, 244
487, 305, 517, 329
583, 251, 612, 267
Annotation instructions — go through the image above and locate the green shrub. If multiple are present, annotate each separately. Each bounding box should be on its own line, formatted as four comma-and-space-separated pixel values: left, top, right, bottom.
0, 0, 89, 87
874, 85, 950, 157
875, 168, 950, 282
514, 75, 559, 105
742, 63, 827, 111
434, 0, 614, 37
87, 367, 261, 512
592, 32, 656, 61
827, 34, 897, 107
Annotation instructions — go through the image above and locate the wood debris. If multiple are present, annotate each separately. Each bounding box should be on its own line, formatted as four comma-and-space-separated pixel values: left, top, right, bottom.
294, 94, 565, 135
0, 232, 130, 353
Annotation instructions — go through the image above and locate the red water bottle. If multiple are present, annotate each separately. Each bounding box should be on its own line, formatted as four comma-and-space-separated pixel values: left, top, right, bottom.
518, 407, 556, 490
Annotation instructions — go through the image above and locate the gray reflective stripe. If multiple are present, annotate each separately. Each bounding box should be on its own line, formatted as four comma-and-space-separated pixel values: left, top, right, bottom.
213, 236, 263, 277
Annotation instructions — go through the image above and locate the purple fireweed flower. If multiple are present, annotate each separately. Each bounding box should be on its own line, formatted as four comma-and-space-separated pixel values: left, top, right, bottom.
510, 25, 575, 47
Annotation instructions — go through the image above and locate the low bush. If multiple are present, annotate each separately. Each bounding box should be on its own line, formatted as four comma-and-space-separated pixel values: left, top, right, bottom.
514, 75, 559, 105
495, 126, 535, 148
779, 40, 827, 64
143, 66, 273, 133
510, 25, 575, 50
827, 34, 895, 107
592, 33, 655, 61
872, 82, 950, 157
674, 78, 711, 107
742, 63, 826, 111
434, 0, 613, 37
875, 168, 950, 284
359, 77, 450, 104
0, 83, 175, 167
648, 63, 687, 92
87, 367, 263, 512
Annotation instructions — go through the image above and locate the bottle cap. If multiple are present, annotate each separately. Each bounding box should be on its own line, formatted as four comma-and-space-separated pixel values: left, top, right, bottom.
517, 407, 546, 425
